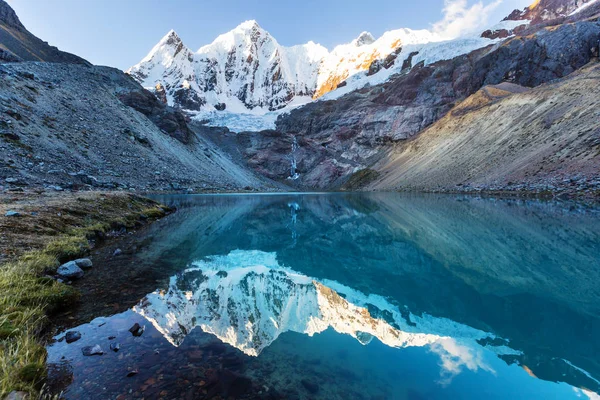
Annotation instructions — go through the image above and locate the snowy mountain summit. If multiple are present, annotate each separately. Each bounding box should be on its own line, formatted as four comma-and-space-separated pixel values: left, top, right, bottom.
127, 20, 447, 116
128, 20, 327, 113
127, 6, 546, 129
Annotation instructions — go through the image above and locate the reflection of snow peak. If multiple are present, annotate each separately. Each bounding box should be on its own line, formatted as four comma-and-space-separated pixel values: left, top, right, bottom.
135, 251, 510, 363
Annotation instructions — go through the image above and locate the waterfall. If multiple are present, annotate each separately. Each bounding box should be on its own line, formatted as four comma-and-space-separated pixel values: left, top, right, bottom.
287, 135, 300, 180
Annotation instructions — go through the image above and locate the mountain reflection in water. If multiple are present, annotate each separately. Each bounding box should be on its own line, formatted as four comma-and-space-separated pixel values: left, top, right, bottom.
48, 193, 600, 399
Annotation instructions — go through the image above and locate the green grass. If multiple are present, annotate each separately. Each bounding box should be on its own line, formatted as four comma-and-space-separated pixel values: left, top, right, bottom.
0, 194, 170, 397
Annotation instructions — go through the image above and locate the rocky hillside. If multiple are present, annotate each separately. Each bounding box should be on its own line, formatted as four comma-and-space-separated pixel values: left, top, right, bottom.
367, 62, 600, 196
0, 63, 276, 192
0, 0, 88, 64
254, 2, 600, 189
0, 1, 278, 193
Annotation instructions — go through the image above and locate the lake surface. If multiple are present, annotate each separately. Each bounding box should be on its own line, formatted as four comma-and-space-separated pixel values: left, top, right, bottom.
47, 193, 600, 399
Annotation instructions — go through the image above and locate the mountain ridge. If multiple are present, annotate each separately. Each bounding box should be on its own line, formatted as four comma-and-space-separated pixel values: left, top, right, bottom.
127, 20, 447, 115
0, 0, 88, 64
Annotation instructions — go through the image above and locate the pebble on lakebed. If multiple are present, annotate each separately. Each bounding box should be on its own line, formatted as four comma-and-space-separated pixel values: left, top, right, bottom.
65, 331, 81, 343
81, 345, 104, 356
129, 323, 145, 337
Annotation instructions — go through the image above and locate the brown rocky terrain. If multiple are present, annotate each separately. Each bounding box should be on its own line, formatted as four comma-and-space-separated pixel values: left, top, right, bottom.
368, 61, 600, 196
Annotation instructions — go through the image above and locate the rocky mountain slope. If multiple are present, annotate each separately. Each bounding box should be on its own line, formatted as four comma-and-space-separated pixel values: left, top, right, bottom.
243, 0, 600, 189
0, 63, 274, 192
367, 61, 600, 195
0, 0, 278, 193
0, 0, 87, 64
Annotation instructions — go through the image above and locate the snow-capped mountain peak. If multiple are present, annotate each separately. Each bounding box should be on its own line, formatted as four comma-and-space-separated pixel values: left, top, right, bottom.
127, 14, 531, 130
352, 31, 376, 46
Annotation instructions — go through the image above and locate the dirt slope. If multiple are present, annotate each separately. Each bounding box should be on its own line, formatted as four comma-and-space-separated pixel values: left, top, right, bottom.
369, 62, 600, 196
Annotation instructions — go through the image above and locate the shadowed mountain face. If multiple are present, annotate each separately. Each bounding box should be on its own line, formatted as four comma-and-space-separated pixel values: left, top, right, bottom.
0, 0, 88, 63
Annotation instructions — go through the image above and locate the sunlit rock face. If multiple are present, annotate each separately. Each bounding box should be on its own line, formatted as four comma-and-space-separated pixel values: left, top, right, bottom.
134, 250, 513, 364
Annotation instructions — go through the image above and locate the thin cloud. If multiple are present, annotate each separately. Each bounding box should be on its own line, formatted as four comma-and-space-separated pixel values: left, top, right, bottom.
432, 0, 503, 39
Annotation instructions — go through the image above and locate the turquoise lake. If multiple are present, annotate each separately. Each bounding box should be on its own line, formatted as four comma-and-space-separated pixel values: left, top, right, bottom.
47, 193, 600, 399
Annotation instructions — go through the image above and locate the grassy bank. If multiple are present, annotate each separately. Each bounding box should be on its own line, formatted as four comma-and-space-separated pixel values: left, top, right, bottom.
0, 191, 170, 397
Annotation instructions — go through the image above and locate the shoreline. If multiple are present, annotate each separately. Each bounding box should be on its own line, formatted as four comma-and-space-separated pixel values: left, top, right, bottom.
0, 191, 173, 398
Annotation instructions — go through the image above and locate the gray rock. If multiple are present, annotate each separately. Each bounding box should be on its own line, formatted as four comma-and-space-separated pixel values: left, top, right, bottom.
5, 210, 20, 217
112, 248, 122, 257
57, 261, 84, 279
81, 345, 103, 356
5, 177, 18, 183
74, 258, 93, 269
65, 330, 81, 343
110, 342, 120, 352
49, 185, 63, 191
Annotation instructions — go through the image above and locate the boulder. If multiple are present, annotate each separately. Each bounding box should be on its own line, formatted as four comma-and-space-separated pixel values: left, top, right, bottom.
57, 261, 84, 279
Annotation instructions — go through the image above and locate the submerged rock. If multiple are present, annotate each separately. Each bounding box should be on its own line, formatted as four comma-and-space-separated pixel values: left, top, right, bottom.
74, 258, 93, 269
65, 331, 81, 343
129, 322, 145, 337
112, 248, 122, 257
81, 345, 103, 356
110, 342, 120, 352
57, 261, 84, 279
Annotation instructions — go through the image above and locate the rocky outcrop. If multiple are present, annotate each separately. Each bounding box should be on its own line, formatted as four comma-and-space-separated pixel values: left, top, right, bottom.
0, 0, 89, 64
504, 0, 598, 24
264, 19, 600, 189
118, 90, 192, 144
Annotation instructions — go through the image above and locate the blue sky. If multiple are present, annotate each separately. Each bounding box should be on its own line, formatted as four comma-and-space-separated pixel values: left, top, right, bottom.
8, 0, 530, 70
